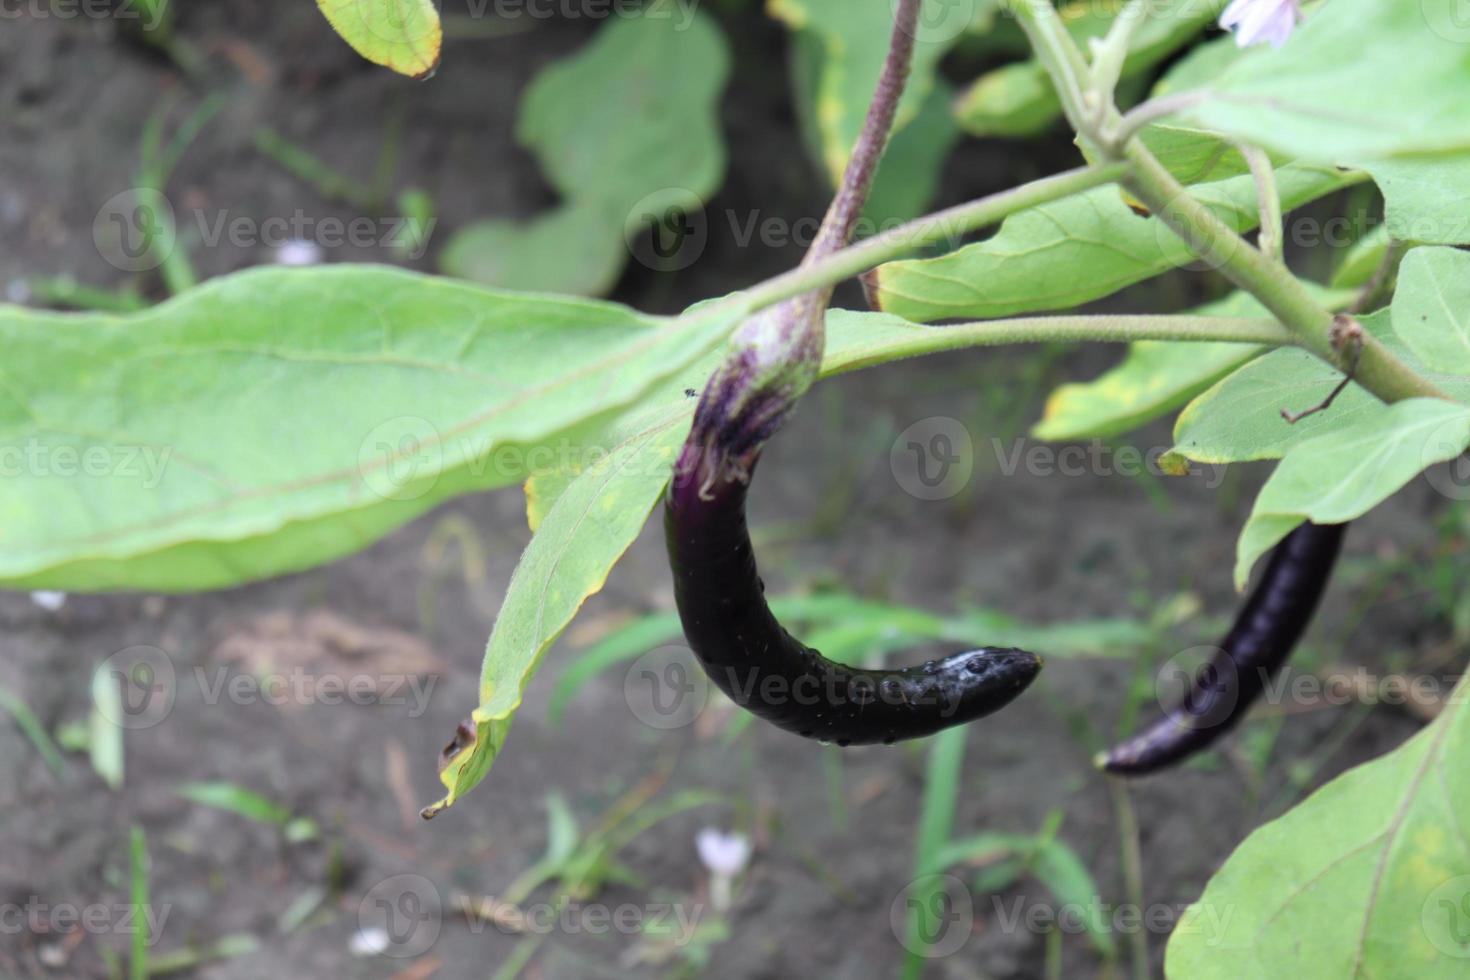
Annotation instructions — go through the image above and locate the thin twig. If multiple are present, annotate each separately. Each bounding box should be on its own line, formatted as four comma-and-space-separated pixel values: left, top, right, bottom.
1281, 315, 1366, 423
1107, 90, 1213, 150
1236, 141, 1283, 262
805, 0, 921, 266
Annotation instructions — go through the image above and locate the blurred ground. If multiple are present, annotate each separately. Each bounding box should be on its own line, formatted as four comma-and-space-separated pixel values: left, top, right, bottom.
0, 3, 1449, 979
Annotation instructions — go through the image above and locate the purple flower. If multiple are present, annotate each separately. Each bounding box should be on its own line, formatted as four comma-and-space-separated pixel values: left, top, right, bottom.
1220, 0, 1301, 48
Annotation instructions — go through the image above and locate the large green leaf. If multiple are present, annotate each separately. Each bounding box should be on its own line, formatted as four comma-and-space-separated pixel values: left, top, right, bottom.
518, 3, 730, 236
1183, 0, 1470, 162
869, 164, 1351, 322
0, 266, 745, 591
1036, 341, 1261, 444
1365, 157, 1470, 247
1393, 247, 1470, 375
1167, 673, 1470, 978
768, 0, 983, 183
1169, 312, 1470, 468
439, 205, 626, 298
1154, 24, 1470, 247
1233, 398, 1470, 587
315, 0, 441, 78
442, 5, 730, 295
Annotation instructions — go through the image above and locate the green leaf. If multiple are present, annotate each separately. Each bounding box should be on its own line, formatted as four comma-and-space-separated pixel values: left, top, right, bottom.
870, 164, 1351, 322
439, 204, 627, 297
1183, 0, 1470, 162
954, 61, 1061, 139
1330, 225, 1394, 292
1031, 291, 1317, 442
444, 5, 730, 295
517, 3, 730, 235
1166, 673, 1470, 978
315, 0, 441, 78
1364, 156, 1470, 246
1170, 312, 1470, 468
1035, 340, 1261, 443
0, 687, 67, 778
175, 782, 293, 825
0, 266, 745, 591
89, 664, 125, 791
769, 0, 981, 183
1393, 247, 1470, 375
1234, 398, 1470, 587
426, 410, 692, 818
1030, 838, 1116, 959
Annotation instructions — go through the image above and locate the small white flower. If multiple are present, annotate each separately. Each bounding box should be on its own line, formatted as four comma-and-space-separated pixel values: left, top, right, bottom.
275, 238, 324, 267
30, 591, 67, 612
348, 927, 390, 956
696, 828, 751, 877
1220, 0, 1300, 48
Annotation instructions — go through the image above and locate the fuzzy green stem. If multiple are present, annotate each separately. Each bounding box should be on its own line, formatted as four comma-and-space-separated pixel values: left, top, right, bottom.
826, 315, 1295, 374
1001, 0, 1093, 134
1236, 141, 1282, 261
1121, 142, 1445, 403
735, 162, 1128, 315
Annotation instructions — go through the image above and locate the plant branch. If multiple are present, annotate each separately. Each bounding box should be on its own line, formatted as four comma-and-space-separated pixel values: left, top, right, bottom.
735, 162, 1128, 315
1120, 142, 1445, 404
827, 314, 1297, 374
1000, 0, 1094, 135
1237, 141, 1283, 262
1106, 90, 1212, 148
995, 0, 1445, 405
806, 0, 919, 264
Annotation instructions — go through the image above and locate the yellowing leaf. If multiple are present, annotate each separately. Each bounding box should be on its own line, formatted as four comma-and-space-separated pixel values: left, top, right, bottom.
316, 0, 442, 79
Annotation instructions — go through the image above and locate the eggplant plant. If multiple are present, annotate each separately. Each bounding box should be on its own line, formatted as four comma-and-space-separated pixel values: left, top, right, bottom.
15, 0, 1470, 976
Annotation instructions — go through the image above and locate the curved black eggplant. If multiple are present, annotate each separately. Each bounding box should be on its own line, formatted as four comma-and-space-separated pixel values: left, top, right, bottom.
665, 457, 1042, 746
1099, 521, 1346, 776
660, 0, 1041, 747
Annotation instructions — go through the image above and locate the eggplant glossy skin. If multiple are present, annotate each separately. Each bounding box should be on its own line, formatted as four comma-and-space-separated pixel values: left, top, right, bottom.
665, 466, 1042, 746
1101, 521, 1346, 775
